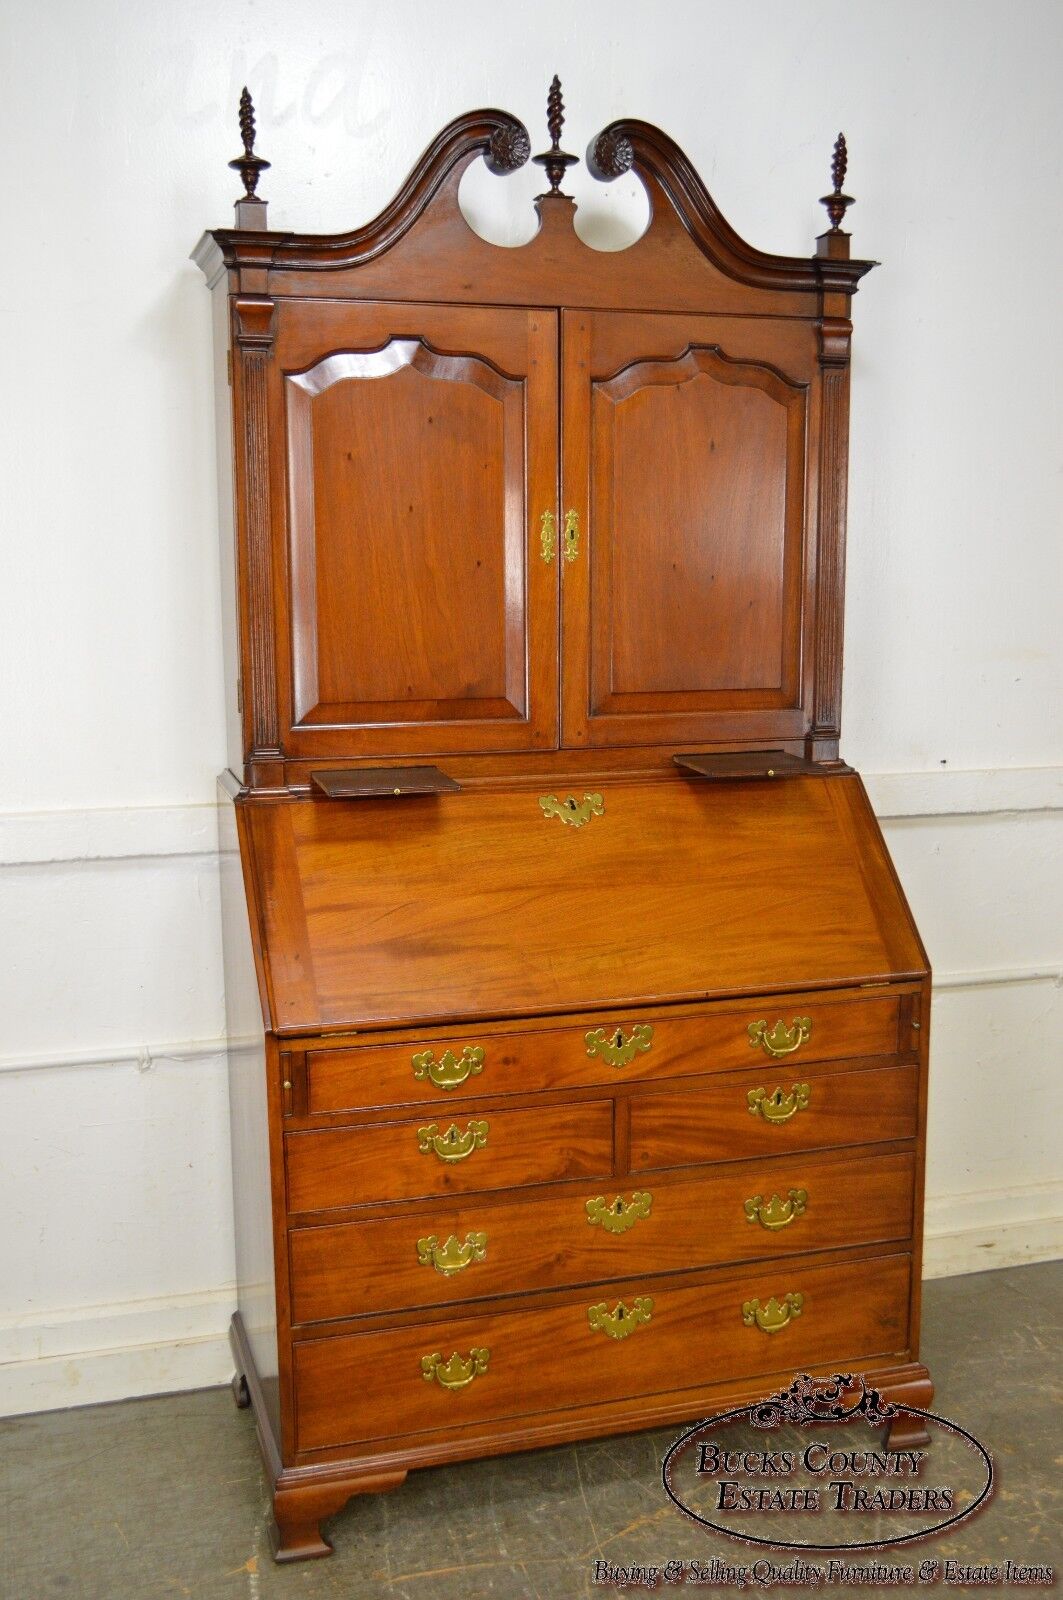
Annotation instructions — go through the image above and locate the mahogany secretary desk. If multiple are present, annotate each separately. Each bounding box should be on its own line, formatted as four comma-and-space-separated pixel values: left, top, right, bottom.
194, 81, 933, 1562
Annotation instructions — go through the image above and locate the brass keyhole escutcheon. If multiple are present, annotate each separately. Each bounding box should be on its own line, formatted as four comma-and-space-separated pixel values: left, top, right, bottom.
563, 508, 580, 561
585, 1023, 654, 1068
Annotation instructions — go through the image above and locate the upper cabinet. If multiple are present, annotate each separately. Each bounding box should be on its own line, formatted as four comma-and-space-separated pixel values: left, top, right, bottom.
195, 95, 872, 787
270, 300, 559, 758
561, 310, 814, 748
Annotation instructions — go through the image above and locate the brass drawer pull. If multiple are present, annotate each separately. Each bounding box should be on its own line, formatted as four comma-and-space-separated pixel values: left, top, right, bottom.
421, 1349, 490, 1390
585, 1023, 653, 1068
587, 1296, 654, 1340
416, 1232, 488, 1276
748, 1017, 812, 1057
744, 1189, 808, 1231
416, 1120, 489, 1163
539, 792, 604, 828
586, 1192, 653, 1234
412, 1045, 485, 1091
540, 509, 556, 564
747, 1083, 811, 1124
563, 508, 580, 562
742, 1292, 803, 1334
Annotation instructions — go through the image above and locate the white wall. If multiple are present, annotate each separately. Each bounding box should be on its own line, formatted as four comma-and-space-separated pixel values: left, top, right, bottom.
1, 0, 1060, 1415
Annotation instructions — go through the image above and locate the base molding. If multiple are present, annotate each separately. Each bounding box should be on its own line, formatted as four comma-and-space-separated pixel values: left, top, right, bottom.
230, 1313, 933, 1565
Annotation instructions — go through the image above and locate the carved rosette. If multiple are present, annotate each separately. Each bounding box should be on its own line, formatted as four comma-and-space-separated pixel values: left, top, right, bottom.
587, 127, 634, 181
486, 118, 531, 175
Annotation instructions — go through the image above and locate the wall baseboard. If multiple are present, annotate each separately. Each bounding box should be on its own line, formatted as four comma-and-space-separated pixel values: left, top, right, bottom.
923, 1179, 1063, 1279
0, 1285, 235, 1418
2, 1184, 1059, 1419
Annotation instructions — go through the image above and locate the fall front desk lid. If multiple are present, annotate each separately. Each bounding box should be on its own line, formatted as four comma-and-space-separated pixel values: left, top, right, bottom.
239, 773, 927, 1034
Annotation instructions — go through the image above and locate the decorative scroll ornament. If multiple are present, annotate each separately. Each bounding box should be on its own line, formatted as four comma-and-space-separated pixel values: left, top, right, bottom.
749, 1372, 897, 1430
538, 792, 605, 828
820, 132, 855, 232
744, 1189, 808, 1231
411, 1045, 485, 1091
416, 1120, 489, 1163
587, 1297, 654, 1340
747, 1083, 812, 1124
742, 1291, 804, 1334
228, 86, 271, 201
585, 1023, 654, 1068
747, 1017, 812, 1058
532, 74, 579, 196
416, 1232, 488, 1276
421, 1349, 490, 1390
586, 1193, 653, 1235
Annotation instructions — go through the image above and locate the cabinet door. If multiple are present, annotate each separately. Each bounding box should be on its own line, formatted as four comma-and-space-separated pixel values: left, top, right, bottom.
271, 302, 558, 757
561, 310, 814, 748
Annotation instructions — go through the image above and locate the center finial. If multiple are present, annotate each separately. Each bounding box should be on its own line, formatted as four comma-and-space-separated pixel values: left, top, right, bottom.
533, 74, 578, 197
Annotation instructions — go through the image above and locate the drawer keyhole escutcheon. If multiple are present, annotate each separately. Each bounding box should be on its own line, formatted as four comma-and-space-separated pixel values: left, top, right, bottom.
742, 1292, 804, 1334
744, 1189, 808, 1231
747, 1083, 812, 1124
748, 1017, 812, 1057
587, 1296, 654, 1340
538, 792, 604, 828
421, 1349, 490, 1390
585, 1023, 653, 1068
411, 1045, 485, 1091
586, 1192, 653, 1234
416, 1232, 488, 1276
416, 1120, 489, 1163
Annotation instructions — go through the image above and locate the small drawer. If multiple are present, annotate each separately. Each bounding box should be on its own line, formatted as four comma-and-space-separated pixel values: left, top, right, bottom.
289, 1147, 916, 1324
305, 995, 902, 1113
293, 1251, 912, 1453
286, 1099, 613, 1213
629, 1062, 918, 1171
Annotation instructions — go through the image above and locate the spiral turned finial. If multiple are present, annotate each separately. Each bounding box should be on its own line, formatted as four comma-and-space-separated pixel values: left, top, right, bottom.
228, 86, 271, 203
533, 74, 578, 197
819, 131, 854, 232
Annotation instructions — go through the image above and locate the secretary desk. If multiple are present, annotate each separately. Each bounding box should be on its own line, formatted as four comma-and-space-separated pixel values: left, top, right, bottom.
193, 80, 933, 1562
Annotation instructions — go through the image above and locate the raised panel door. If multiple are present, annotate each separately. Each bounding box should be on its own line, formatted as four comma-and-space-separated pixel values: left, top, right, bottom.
561, 310, 816, 747
271, 301, 559, 757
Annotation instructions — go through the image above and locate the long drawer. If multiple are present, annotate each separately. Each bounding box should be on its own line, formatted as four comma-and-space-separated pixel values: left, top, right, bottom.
629, 1062, 918, 1169
304, 995, 902, 1113
293, 1251, 912, 1453
289, 1148, 916, 1324
286, 1099, 613, 1213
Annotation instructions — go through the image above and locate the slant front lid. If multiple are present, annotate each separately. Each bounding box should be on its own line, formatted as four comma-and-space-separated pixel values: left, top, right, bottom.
241, 774, 926, 1033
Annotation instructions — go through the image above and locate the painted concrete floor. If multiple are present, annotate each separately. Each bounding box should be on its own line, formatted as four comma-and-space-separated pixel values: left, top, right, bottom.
2, 1261, 1060, 1599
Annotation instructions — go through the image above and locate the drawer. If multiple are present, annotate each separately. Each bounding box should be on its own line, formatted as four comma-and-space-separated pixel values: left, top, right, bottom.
305, 995, 902, 1113
293, 1251, 912, 1452
630, 1062, 918, 1170
289, 1148, 916, 1324
286, 1100, 613, 1213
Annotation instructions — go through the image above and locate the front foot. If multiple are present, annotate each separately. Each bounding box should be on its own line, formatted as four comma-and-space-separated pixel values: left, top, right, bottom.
885, 1411, 932, 1451
269, 1513, 333, 1563
231, 1371, 251, 1410
269, 1469, 407, 1564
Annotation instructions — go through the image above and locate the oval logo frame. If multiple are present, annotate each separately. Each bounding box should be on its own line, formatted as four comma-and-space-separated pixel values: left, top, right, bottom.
662, 1373, 994, 1553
